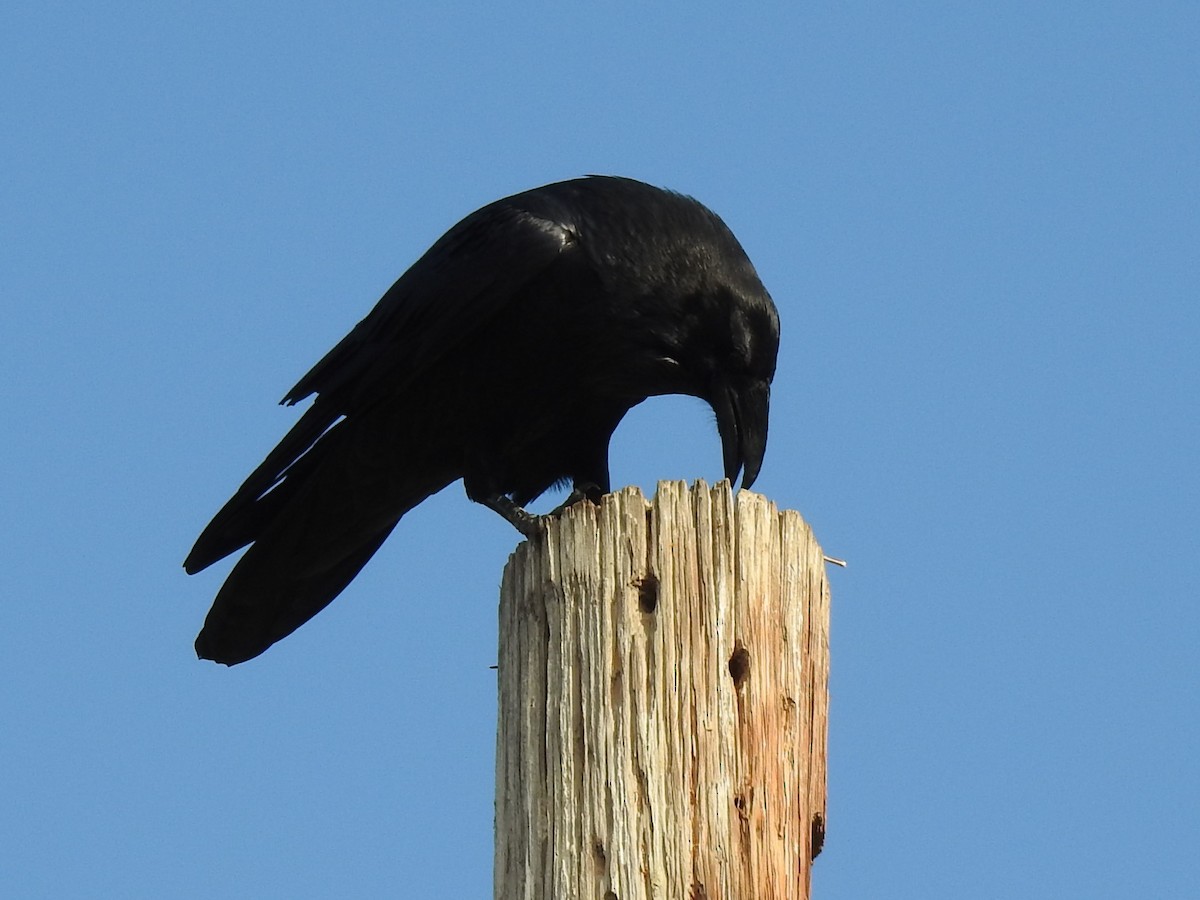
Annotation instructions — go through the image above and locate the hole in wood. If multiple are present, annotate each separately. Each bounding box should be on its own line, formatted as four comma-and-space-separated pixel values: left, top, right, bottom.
733, 791, 749, 820
636, 573, 659, 613
728, 644, 750, 688
592, 837, 607, 869
811, 812, 825, 859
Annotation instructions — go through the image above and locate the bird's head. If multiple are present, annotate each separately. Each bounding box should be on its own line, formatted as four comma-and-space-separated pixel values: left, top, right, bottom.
707, 287, 779, 490
647, 282, 780, 491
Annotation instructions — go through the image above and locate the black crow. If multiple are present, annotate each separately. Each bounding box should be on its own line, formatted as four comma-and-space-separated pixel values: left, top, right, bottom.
185, 176, 780, 665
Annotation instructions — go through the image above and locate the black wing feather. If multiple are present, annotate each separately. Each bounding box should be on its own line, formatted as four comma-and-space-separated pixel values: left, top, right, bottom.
183, 202, 573, 575
285, 204, 575, 406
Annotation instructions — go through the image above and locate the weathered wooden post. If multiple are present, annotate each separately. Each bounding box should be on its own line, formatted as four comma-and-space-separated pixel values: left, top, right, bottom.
495, 480, 830, 900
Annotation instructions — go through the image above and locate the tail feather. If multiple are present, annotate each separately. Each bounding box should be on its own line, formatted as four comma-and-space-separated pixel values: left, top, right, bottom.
194, 520, 397, 665
184, 400, 341, 575
187, 403, 459, 665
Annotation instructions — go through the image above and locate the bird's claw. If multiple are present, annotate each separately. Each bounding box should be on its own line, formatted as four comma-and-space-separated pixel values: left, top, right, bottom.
482, 482, 604, 538
480, 494, 546, 538
510, 509, 547, 539
547, 481, 603, 517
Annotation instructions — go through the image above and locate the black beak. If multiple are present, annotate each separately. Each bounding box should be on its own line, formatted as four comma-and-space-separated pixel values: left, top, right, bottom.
713, 378, 770, 491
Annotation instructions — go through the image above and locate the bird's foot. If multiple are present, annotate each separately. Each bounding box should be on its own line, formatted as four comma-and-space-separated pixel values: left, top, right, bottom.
480, 494, 545, 538
481, 483, 605, 539
548, 481, 603, 517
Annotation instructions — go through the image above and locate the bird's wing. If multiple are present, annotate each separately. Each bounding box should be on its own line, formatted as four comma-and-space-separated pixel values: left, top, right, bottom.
184, 200, 576, 574
283, 201, 577, 408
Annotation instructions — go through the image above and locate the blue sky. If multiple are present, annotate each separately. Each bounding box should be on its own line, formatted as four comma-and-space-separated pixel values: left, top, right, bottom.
3, 2, 1197, 896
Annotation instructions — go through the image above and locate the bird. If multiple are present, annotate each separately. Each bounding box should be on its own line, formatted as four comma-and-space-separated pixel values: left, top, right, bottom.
184, 175, 780, 665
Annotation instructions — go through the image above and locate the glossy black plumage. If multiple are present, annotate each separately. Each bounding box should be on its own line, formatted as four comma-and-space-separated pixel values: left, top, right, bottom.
185, 176, 780, 665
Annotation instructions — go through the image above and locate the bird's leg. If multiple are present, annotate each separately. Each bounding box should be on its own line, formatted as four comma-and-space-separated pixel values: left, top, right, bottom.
547, 480, 604, 516
478, 494, 544, 538
478, 480, 605, 539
